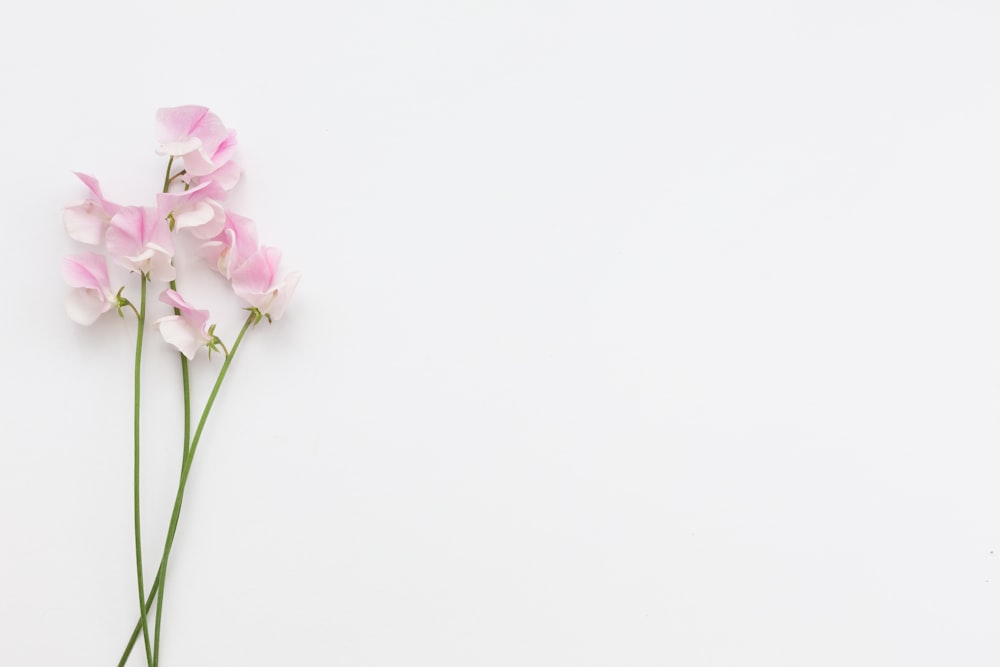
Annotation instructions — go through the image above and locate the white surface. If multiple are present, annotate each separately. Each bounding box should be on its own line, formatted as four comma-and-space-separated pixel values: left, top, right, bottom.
3, 0, 1000, 665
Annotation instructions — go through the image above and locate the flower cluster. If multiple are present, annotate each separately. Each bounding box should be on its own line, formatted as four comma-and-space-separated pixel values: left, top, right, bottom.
61, 107, 301, 667
63, 105, 300, 354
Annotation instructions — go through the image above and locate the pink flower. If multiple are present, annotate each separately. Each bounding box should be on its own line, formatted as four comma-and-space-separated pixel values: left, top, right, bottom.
200, 211, 259, 278
155, 105, 236, 176
63, 252, 116, 325
157, 180, 227, 239
230, 246, 301, 322
154, 289, 213, 359
106, 206, 175, 281
63, 172, 121, 245
185, 159, 242, 192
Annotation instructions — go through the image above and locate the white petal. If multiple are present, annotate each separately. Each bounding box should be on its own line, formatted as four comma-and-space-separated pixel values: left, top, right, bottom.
156, 138, 202, 157
173, 201, 216, 231
63, 201, 106, 245
154, 315, 207, 359
146, 246, 176, 282
65, 288, 109, 325
265, 271, 302, 321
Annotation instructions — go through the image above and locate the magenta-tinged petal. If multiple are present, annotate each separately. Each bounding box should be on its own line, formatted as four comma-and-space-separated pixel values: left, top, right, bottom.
200, 211, 258, 277
73, 172, 103, 198
230, 247, 300, 319
159, 289, 210, 331
155, 105, 233, 165
64, 173, 120, 244
72, 172, 120, 216
231, 246, 281, 299
159, 288, 189, 311
188, 160, 242, 191
107, 207, 175, 278
106, 207, 144, 260
62, 253, 111, 291
63, 253, 114, 325
155, 105, 209, 155
184, 128, 238, 175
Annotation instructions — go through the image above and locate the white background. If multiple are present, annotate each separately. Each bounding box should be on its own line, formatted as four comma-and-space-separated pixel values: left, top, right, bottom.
3, 0, 1000, 664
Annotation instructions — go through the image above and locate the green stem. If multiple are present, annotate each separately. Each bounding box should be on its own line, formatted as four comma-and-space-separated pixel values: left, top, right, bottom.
118, 574, 159, 667
161, 159, 192, 465
151, 158, 194, 667
161, 156, 174, 193
119, 156, 197, 667
152, 284, 190, 667
133, 275, 153, 667
149, 314, 255, 667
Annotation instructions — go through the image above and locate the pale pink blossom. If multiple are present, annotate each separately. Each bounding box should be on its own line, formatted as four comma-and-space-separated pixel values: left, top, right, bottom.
106, 206, 175, 281
183, 129, 237, 177
62, 252, 116, 325
157, 180, 227, 239
155, 105, 236, 176
199, 211, 259, 278
185, 159, 242, 192
154, 289, 213, 359
63, 172, 121, 245
230, 246, 301, 322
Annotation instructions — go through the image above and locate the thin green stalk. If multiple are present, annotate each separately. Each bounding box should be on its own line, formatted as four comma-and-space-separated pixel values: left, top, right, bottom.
162, 160, 192, 467
118, 574, 159, 667
161, 156, 174, 193
139, 313, 255, 667
171, 301, 191, 463
119, 158, 196, 667
153, 158, 195, 667
133, 275, 153, 667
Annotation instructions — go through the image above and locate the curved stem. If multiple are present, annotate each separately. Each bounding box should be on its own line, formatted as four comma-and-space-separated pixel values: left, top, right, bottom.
161, 156, 174, 193
149, 314, 255, 666
133, 275, 153, 667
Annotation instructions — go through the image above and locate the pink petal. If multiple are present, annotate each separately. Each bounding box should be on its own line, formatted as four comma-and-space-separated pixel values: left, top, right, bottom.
107, 207, 175, 278
265, 271, 301, 322
200, 211, 258, 277
62, 253, 111, 291
184, 129, 238, 176
157, 181, 227, 238
154, 315, 210, 359
187, 160, 242, 191
155, 105, 210, 156
63, 253, 114, 325
73, 172, 120, 216
159, 289, 210, 332
231, 246, 282, 302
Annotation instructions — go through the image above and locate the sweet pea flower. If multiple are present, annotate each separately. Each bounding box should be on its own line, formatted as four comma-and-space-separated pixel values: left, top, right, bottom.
185, 159, 242, 192
106, 206, 176, 281
230, 246, 301, 322
199, 211, 259, 278
63, 252, 117, 325
154, 289, 215, 359
63, 172, 121, 245
155, 105, 237, 176
157, 180, 227, 239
